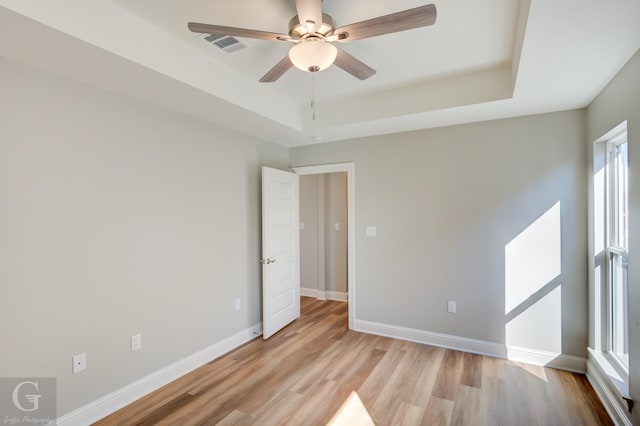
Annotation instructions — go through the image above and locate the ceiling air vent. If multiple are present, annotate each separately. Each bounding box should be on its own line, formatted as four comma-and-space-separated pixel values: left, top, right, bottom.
200, 33, 247, 53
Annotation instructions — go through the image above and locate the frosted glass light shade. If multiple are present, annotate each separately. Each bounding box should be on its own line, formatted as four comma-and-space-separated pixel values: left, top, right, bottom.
288, 39, 337, 72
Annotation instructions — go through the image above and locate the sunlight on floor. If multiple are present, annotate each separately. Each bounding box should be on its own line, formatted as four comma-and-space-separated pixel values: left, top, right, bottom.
327, 391, 375, 426
515, 360, 549, 382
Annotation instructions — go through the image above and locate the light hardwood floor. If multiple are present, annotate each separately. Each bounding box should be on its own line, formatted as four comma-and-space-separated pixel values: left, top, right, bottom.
95, 298, 612, 425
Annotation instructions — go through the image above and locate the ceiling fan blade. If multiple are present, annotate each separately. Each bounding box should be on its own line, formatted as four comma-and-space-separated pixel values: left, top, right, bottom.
333, 48, 376, 80
188, 22, 290, 41
334, 4, 437, 42
259, 56, 294, 82
295, 0, 323, 30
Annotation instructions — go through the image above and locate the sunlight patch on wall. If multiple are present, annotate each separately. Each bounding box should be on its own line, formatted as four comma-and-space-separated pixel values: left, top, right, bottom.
505, 202, 562, 313
506, 286, 562, 352
505, 202, 562, 353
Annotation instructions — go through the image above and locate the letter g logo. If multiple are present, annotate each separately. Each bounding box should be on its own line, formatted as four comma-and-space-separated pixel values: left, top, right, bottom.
12, 381, 42, 412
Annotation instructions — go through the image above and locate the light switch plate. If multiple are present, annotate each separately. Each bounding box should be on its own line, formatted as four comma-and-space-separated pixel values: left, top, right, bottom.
366, 226, 377, 237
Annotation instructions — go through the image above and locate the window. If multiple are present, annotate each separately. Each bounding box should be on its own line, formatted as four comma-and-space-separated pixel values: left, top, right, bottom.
606, 132, 629, 371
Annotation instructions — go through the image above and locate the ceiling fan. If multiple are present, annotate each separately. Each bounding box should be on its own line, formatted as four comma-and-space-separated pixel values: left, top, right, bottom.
188, 0, 437, 82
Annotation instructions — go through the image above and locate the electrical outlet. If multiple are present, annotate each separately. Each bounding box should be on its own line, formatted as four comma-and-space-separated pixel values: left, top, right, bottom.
447, 301, 457, 314
131, 334, 142, 352
235, 298, 241, 311
72, 353, 86, 374
334, 223, 340, 231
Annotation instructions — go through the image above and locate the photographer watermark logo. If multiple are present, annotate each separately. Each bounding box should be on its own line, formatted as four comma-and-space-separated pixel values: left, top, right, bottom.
12, 381, 41, 412
1, 378, 56, 425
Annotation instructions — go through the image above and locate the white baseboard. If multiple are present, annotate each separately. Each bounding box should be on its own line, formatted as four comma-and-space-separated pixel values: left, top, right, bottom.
300, 287, 326, 300
586, 350, 632, 426
300, 287, 318, 298
57, 323, 263, 426
506, 345, 586, 373
354, 319, 586, 373
326, 291, 348, 302
300, 287, 347, 302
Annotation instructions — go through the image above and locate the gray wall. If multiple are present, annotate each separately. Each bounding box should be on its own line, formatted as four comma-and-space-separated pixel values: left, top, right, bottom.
586, 48, 640, 425
299, 175, 320, 290
292, 110, 588, 357
325, 172, 348, 294
299, 173, 348, 294
0, 57, 289, 416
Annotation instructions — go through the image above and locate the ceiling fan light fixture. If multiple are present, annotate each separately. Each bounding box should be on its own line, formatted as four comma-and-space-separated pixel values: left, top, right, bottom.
288, 38, 337, 73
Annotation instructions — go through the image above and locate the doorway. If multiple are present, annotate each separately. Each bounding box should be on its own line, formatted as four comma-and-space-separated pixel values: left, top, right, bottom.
299, 172, 347, 302
293, 163, 355, 329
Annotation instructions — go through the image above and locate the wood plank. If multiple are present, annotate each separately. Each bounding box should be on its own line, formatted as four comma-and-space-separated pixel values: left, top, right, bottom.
404, 345, 444, 407
286, 379, 341, 425
390, 401, 425, 425
482, 355, 504, 381
247, 390, 304, 426
460, 352, 483, 388
574, 374, 615, 425
214, 409, 252, 426
431, 349, 465, 401
479, 376, 508, 426
450, 385, 483, 426
422, 397, 454, 426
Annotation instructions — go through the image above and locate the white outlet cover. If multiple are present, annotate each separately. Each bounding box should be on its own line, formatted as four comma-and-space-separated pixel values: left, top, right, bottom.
299, 222, 305, 230
334, 223, 340, 231
72, 353, 86, 374
234, 298, 241, 311
447, 301, 457, 313
366, 226, 377, 237
131, 334, 142, 352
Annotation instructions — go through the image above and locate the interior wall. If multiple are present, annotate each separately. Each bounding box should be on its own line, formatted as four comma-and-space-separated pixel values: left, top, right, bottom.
299, 175, 319, 291
325, 172, 348, 294
0, 57, 289, 416
299, 173, 348, 295
586, 48, 640, 425
291, 110, 588, 358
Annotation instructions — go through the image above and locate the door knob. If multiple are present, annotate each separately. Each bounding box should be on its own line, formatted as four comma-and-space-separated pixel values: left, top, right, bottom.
260, 258, 277, 264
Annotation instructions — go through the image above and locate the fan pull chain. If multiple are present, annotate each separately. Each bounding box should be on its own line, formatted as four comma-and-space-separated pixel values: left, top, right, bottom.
311, 74, 317, 123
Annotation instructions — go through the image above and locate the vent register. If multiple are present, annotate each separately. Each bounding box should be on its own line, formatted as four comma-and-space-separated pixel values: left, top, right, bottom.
200, 33, 247, 53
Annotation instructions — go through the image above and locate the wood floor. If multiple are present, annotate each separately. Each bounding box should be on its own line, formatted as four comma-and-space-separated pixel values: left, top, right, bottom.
95, 298, 612, 425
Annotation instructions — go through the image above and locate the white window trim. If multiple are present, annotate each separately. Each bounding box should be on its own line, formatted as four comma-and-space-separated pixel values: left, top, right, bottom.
604, 132, 629, 378
587, 122, 631, 425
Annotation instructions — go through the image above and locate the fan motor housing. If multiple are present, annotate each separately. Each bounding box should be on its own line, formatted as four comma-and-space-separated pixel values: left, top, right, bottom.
288, 13, 336, 38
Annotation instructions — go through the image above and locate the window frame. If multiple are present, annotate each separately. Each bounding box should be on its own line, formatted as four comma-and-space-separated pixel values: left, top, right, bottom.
604, 131, 629, 377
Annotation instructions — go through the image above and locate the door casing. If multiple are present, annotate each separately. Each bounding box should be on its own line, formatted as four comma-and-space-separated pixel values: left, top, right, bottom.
293, 162, 355, 330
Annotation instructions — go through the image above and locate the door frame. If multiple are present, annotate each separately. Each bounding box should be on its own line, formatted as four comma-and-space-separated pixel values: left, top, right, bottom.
292, 162, 355, 330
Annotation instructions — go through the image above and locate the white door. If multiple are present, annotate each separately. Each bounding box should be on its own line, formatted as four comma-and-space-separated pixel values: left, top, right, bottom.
262, 167, 300, 339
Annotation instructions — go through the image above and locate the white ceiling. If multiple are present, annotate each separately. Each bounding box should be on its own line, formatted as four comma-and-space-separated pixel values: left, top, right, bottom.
1, 0, 639, 147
